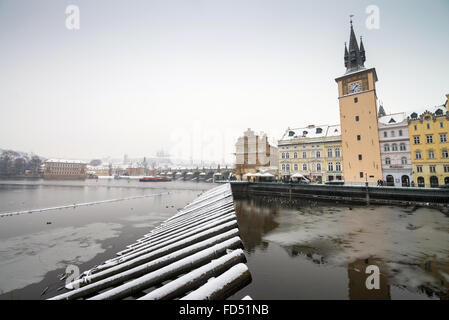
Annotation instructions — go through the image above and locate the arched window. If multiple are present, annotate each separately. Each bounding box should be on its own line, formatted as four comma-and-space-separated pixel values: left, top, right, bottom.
417, 177, 425, 187
430, 176, 439, 188
316, 151, 321, 158
385, 158, 391, 165
294, 163, 298, 171
293, 152, 298, 159
282, 152, 285, 159
415, 151, 422, 159
392, 144, 398, 151
286, 164, 290, 171
286, 152, 290, 159
317, 163, 322, 171
302, 152, 307, 159
400, 143, 406, 151
401, 157, 407, 165
384, 144, 390, 152
302, 163, 307, 171
282, 164, 285, 171
327, 149, 332, 158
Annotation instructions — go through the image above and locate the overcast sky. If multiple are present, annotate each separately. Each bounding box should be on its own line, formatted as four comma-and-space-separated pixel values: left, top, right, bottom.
0, 0, 448, 163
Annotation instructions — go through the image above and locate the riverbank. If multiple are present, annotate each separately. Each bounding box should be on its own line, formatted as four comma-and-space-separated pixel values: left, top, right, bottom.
231, 182, 449, 209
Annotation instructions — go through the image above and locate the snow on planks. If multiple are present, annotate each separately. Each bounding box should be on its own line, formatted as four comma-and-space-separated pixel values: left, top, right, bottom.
49, 183, 251, 300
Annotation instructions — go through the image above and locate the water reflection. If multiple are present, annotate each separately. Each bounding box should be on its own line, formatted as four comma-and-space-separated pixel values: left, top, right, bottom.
234, 196, 449, 300
234, 198, 279, 252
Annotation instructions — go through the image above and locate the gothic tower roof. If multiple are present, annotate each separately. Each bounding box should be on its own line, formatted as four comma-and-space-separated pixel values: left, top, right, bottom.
345, 19, 366, 74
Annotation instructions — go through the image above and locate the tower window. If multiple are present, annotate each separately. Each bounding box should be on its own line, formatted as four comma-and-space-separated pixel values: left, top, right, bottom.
358, 154, 362, 160
357, 135, 361, 141
360, 172, 364, 178
355, 116, 359, 122
354, 97, 358, 103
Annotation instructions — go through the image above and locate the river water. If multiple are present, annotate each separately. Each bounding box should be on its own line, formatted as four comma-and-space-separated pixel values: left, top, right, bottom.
229, 196, 449, 300
0, 178, 214, 299
0, 180, 448, 300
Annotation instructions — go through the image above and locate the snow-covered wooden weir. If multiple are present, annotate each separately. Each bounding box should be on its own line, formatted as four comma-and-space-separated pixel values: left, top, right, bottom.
49, 184, 251, 300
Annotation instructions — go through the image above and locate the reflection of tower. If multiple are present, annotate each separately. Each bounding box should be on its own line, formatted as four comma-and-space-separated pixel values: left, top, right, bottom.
347, 258, 391, 300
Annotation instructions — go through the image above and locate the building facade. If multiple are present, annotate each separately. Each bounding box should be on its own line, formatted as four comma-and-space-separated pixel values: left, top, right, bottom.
234, 128, 278, 180
408, 101, 449, 187
278, 125, 343, 183
378, 112, 413, 186
86, 165, 111, 177
43, 159, 87, 179
335, 21, 383, 184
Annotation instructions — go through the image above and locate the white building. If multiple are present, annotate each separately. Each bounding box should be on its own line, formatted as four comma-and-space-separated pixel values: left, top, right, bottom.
378, 112, 413, 186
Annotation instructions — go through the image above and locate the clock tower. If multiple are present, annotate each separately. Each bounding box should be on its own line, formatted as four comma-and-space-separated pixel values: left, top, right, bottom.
335, 20, 382, 183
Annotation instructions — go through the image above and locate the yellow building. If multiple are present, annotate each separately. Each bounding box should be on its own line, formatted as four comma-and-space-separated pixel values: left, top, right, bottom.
335, 21, 382, 184
278, 125, 343, 183
86, 165, 110, 177
408, 101, 449, 187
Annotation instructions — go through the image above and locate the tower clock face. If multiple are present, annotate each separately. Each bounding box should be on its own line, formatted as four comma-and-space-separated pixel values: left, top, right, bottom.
349, 82, 361, 93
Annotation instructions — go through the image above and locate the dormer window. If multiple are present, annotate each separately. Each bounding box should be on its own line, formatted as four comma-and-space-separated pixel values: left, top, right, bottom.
288, 131, 295, 137
316, 128, 323, 134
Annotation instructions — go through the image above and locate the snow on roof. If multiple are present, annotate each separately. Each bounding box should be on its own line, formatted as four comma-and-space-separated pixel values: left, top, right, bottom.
280, 124, 341, 141
409, 105, 447, 118
45, 159, 86, 164
378, 112, 407, 125
425, 104, 447, 115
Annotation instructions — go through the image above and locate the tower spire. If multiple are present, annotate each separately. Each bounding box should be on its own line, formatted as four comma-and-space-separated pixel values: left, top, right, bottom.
345, 17, 366, 73
344, 42, 349, 68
